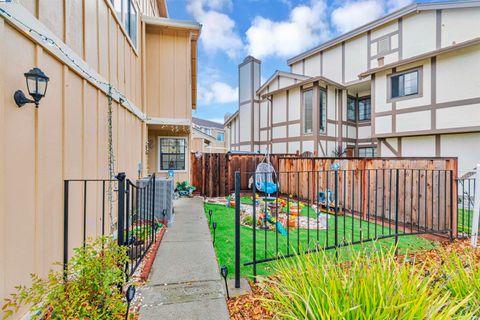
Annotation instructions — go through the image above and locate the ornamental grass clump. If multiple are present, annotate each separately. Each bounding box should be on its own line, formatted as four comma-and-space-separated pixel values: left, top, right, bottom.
2, 237, 129, 320
262, 247, 477, 319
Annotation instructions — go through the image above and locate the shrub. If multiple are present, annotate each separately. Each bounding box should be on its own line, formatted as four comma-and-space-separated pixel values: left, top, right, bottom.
262, 247, 477, 319
242, 215, 253, 226
2, 237, 129, 320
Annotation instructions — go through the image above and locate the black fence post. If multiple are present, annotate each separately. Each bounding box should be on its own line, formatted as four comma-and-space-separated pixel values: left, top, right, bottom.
63, 180, 69, 271
117, 172, 126, 247
234, 171, 241, 289
334, 169, 339, 253
449, 170, 454, 241
152, 173, 156, 243
395, 169, 400, 251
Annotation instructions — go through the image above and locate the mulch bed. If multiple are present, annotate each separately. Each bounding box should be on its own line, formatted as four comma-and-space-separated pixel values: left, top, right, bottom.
227, 239, 478, 319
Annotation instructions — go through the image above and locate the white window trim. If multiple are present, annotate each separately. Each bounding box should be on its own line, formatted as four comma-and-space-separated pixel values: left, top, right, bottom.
157, 136, 189, 173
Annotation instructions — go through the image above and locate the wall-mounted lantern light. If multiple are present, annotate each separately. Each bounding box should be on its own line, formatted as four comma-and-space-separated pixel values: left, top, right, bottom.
14, 67, 49, 108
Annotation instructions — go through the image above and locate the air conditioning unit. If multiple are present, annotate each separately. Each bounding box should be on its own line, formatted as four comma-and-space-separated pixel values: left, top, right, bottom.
137, 176, 174, 225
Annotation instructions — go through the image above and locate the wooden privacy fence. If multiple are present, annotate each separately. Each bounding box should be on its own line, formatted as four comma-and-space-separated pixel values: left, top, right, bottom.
275, 157, 458, 236
191, 154, 458, 236
190, 152, 297, 197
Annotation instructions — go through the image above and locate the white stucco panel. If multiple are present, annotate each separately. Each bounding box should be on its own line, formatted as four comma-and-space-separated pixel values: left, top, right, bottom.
304, 53, 321, 77
436, 46, 480, 103
358, 126, 372, 139
288, 88, 301, 121
441, 133, 480, 172
401, 136, 436, 157
375, 115, 392, 134
272, 142, 287, 154
374, 73, 392, 112
345, 35, 368, 83
289, 123, 300, 137
289, 141, 300, 154
402, 11, 436, 59
441, 8, 480, 48
291, 62, 303, 75
272, 92, 287, 123
396, 110, 431, 132
437, 104, 480, 129
327, 86, 337, 119
323, 44, 343, 83
302, 140, 314, 153
272, 125, 287, 138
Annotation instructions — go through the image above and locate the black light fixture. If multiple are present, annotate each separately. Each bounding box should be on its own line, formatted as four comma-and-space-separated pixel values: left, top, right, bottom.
220, 265, 230, 299
14, 67, 49, 108
212, 221, 217, 245
208, 209, 213, 226
125, 285, 136, 320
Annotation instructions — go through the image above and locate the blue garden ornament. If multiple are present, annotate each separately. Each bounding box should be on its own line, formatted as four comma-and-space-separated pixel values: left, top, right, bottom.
255, 152, 278, 197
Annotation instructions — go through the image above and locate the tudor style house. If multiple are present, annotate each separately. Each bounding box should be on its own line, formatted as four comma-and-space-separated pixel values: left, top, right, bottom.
0, 1, 199, 318
225, 0, 480, 172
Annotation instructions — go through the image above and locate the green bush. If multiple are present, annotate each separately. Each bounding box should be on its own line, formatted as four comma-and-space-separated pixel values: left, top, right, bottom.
2, 237, 129, 320
242, 215, 254, 226
262, 247, 477, 319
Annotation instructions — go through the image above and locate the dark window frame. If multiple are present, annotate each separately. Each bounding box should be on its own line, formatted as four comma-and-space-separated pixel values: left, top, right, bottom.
302, 88, 314, 134
158, 138, 187, 171
347, 95, 356, 122
387, 66, 423, 102
358, 96, 371, 121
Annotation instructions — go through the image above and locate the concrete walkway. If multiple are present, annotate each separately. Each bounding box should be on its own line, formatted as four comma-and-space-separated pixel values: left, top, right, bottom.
139, 197, 230, 320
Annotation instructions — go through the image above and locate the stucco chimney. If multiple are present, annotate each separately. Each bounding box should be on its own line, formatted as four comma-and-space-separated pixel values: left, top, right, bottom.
237, 56, 261, 151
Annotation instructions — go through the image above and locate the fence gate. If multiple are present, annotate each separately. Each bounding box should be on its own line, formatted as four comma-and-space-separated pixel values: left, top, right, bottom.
63, 172, 159, 279
234, 167, 456, 283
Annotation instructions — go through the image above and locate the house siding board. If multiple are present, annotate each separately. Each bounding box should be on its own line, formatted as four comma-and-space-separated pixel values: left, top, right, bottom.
0, 1, 198, 317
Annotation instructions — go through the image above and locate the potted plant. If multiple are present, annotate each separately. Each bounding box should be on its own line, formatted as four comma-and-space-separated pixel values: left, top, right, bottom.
176, 181, 196, 197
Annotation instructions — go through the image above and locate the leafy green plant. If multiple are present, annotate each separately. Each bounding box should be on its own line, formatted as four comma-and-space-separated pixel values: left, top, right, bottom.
242, 215, 253, 226
262, 247, 476, 319
2, 237, 129, 320
175, 181, 196, 192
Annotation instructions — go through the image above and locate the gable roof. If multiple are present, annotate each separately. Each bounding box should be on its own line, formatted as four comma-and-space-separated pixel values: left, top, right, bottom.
192, 117, 224, 130
287, 0, 480, 66
257, 71, 310, 95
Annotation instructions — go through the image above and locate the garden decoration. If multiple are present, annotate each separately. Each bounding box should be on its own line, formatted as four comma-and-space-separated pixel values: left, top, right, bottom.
208, 209, 213, 226
254, 152, 278, 199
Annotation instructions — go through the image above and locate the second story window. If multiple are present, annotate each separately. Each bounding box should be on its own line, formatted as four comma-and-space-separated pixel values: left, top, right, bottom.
391, 70, 419, 99
358, 96, 371, 121
217, 133, 224, 141
347, 96, 356, 121
111, 0, 138, 48
303, 89, 313, 134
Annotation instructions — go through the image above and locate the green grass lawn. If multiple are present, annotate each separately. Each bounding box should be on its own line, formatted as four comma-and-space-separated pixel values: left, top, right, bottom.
205, 202, 436, 279
458, 208, 474, 235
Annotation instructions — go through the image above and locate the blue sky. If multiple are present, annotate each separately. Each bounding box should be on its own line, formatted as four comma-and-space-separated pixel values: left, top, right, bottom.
166, 0, 443, 124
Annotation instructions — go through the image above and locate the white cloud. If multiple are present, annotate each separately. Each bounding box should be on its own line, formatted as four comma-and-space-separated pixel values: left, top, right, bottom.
331, 0, 414, 34
245, 0, 330, 59
331, 0, 384, 34
187, 0, 243, 59
198, 81, 238, 105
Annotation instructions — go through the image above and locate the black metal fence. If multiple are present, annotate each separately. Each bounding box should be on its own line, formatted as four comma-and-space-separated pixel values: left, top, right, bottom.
63, 172, 159, 278
234, 168, 455, 282
457, 174, 476, 238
